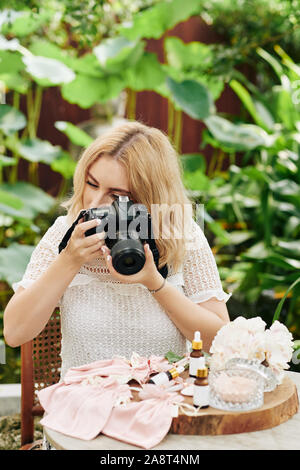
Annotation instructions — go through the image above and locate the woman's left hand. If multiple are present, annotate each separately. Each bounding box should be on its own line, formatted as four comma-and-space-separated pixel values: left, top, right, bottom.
101, 243, 163, 290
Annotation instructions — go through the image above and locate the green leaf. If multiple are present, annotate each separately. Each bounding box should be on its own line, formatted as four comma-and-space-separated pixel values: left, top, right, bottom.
181, 153, 206, 173
50, 151, 76, 179
119, 0, 202, 40
0, 50, 25, 74
183, 169, 211, 191
93, 37, 144, 72
272, 276, 300, 323
0, 243, 35, 286
0, 182, 55, 218
227, 231, 255, 245
165, 37, 213, 71
229, 79, 271, 131
62, 73, 124, 108
0, 188, 23, 210
0, 72, 29, 93
18, 138, 63, 164
277, 240, 300, 258
203, 115, 271, 151
22, 55, 75, 85
54, 121, 93, 147
0, 104, 26, 135
241, 241, 269, 260
164, 351, 184, 363
270, 179, 300, 197
125, 52, 165, 91
166, 77, 213, 120
1, 10, 50, 37
0, 155, 17, 167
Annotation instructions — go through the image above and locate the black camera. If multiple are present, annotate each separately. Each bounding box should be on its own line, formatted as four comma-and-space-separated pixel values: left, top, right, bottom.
59, 196, 168, 278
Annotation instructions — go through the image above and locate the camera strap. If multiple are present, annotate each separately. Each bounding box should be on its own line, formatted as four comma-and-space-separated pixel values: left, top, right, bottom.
58, 210, 87, 254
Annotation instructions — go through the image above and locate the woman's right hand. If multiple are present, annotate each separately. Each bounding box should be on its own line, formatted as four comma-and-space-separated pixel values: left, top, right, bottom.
61, 217, 106, 268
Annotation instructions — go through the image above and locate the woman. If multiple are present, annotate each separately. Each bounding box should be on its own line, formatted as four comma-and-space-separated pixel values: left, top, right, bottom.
4, 121, 231, 381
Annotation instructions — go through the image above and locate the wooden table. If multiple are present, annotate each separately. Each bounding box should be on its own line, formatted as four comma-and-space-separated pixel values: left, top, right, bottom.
44, 371, 300, 450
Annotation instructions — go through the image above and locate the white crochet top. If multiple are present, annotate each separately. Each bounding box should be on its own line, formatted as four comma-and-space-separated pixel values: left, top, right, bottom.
13, 215, 231, 379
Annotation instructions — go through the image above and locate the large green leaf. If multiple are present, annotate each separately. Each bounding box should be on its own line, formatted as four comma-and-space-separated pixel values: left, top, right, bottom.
50, 151, 76, 179
93, 37, 144, 72
61, 73, 124, 108
1, 10, 50, 37
119, 0, 202, 40
0, 182, 55, 217
125, 52, 166, 91
0, 104, 26, 135
0, 242, 35, 286
18, 138, 63, 164
181, 153, 206, 173
166, 78, 213, 120
22, 55, 76, 85
0, 188, 23, 210
165, 37, 213, 71
203, 115, 272, 151
54, 121, 93, 147
0, 155, 17, 167
0, 72, 29, 93
183, 169, 211, 191
0, 50, 24, 74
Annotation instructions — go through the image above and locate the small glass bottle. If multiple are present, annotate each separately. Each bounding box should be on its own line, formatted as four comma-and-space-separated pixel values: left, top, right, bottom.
193, 357, 209, 409
189, 331, 204, 378
148, 365, 184, 385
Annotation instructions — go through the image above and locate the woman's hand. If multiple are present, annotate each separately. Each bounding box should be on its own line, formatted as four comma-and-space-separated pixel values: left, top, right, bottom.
62, 218, 106, 268
101, 243, 164, 289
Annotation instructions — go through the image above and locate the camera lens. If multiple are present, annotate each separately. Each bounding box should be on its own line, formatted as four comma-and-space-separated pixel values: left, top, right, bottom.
123, 256, 135, 267
110, 239, 145, 275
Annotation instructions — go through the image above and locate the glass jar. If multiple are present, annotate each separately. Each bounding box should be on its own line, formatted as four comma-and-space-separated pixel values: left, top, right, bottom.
225, 358, 278, 392
208, 368, 265, 412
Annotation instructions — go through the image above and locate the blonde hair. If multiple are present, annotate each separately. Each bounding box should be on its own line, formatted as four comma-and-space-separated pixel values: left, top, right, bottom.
61, 121, 194, 273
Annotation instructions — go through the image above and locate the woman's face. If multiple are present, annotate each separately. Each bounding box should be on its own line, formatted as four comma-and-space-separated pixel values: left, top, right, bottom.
83, 155, 131, 209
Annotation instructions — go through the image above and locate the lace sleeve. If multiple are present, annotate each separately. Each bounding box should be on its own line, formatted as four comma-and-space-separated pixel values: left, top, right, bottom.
182, 219, 231, 304
12, 216, 68, 297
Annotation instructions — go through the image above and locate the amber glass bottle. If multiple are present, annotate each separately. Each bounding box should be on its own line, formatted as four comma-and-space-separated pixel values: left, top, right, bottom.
189, 331, 204, 378
193, 358, 209, 409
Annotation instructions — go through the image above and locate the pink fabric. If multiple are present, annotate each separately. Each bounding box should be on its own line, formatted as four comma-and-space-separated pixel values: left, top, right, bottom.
63, 355, 170, 385
102, 384, 184, 449
38, 355, 181, 447
39, 377, 132, 440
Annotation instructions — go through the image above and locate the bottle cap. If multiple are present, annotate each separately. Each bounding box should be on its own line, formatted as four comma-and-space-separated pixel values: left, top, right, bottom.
192, 330, 203, 350
169, 365, 184, 379
196, 357, 208, 378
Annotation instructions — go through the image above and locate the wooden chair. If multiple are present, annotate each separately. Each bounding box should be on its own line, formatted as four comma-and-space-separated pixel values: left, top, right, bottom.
20, 309, 61, 449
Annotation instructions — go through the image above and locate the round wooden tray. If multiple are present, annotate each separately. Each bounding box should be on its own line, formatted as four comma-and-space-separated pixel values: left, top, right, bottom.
170, 374, 299, 435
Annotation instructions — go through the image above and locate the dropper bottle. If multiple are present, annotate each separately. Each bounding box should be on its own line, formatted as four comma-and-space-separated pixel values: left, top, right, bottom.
189, 330, 204, 378
193, 357, 209, 409
148, 365, 184, 385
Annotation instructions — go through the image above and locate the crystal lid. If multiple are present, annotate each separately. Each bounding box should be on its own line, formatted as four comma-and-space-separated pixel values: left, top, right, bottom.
224, 358, 279, 392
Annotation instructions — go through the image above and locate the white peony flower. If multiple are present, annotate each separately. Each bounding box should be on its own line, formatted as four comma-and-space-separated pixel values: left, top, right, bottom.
209, 316, 267, 370
264, 321, 294, 382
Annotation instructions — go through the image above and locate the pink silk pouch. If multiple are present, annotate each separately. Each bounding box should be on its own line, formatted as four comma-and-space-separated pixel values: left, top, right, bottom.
102, 384, 184, 449
38, 377, 132, 440
63, 355, 170, 385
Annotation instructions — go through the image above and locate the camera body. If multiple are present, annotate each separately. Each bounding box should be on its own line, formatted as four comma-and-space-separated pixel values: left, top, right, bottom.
83, 196, 154, 275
